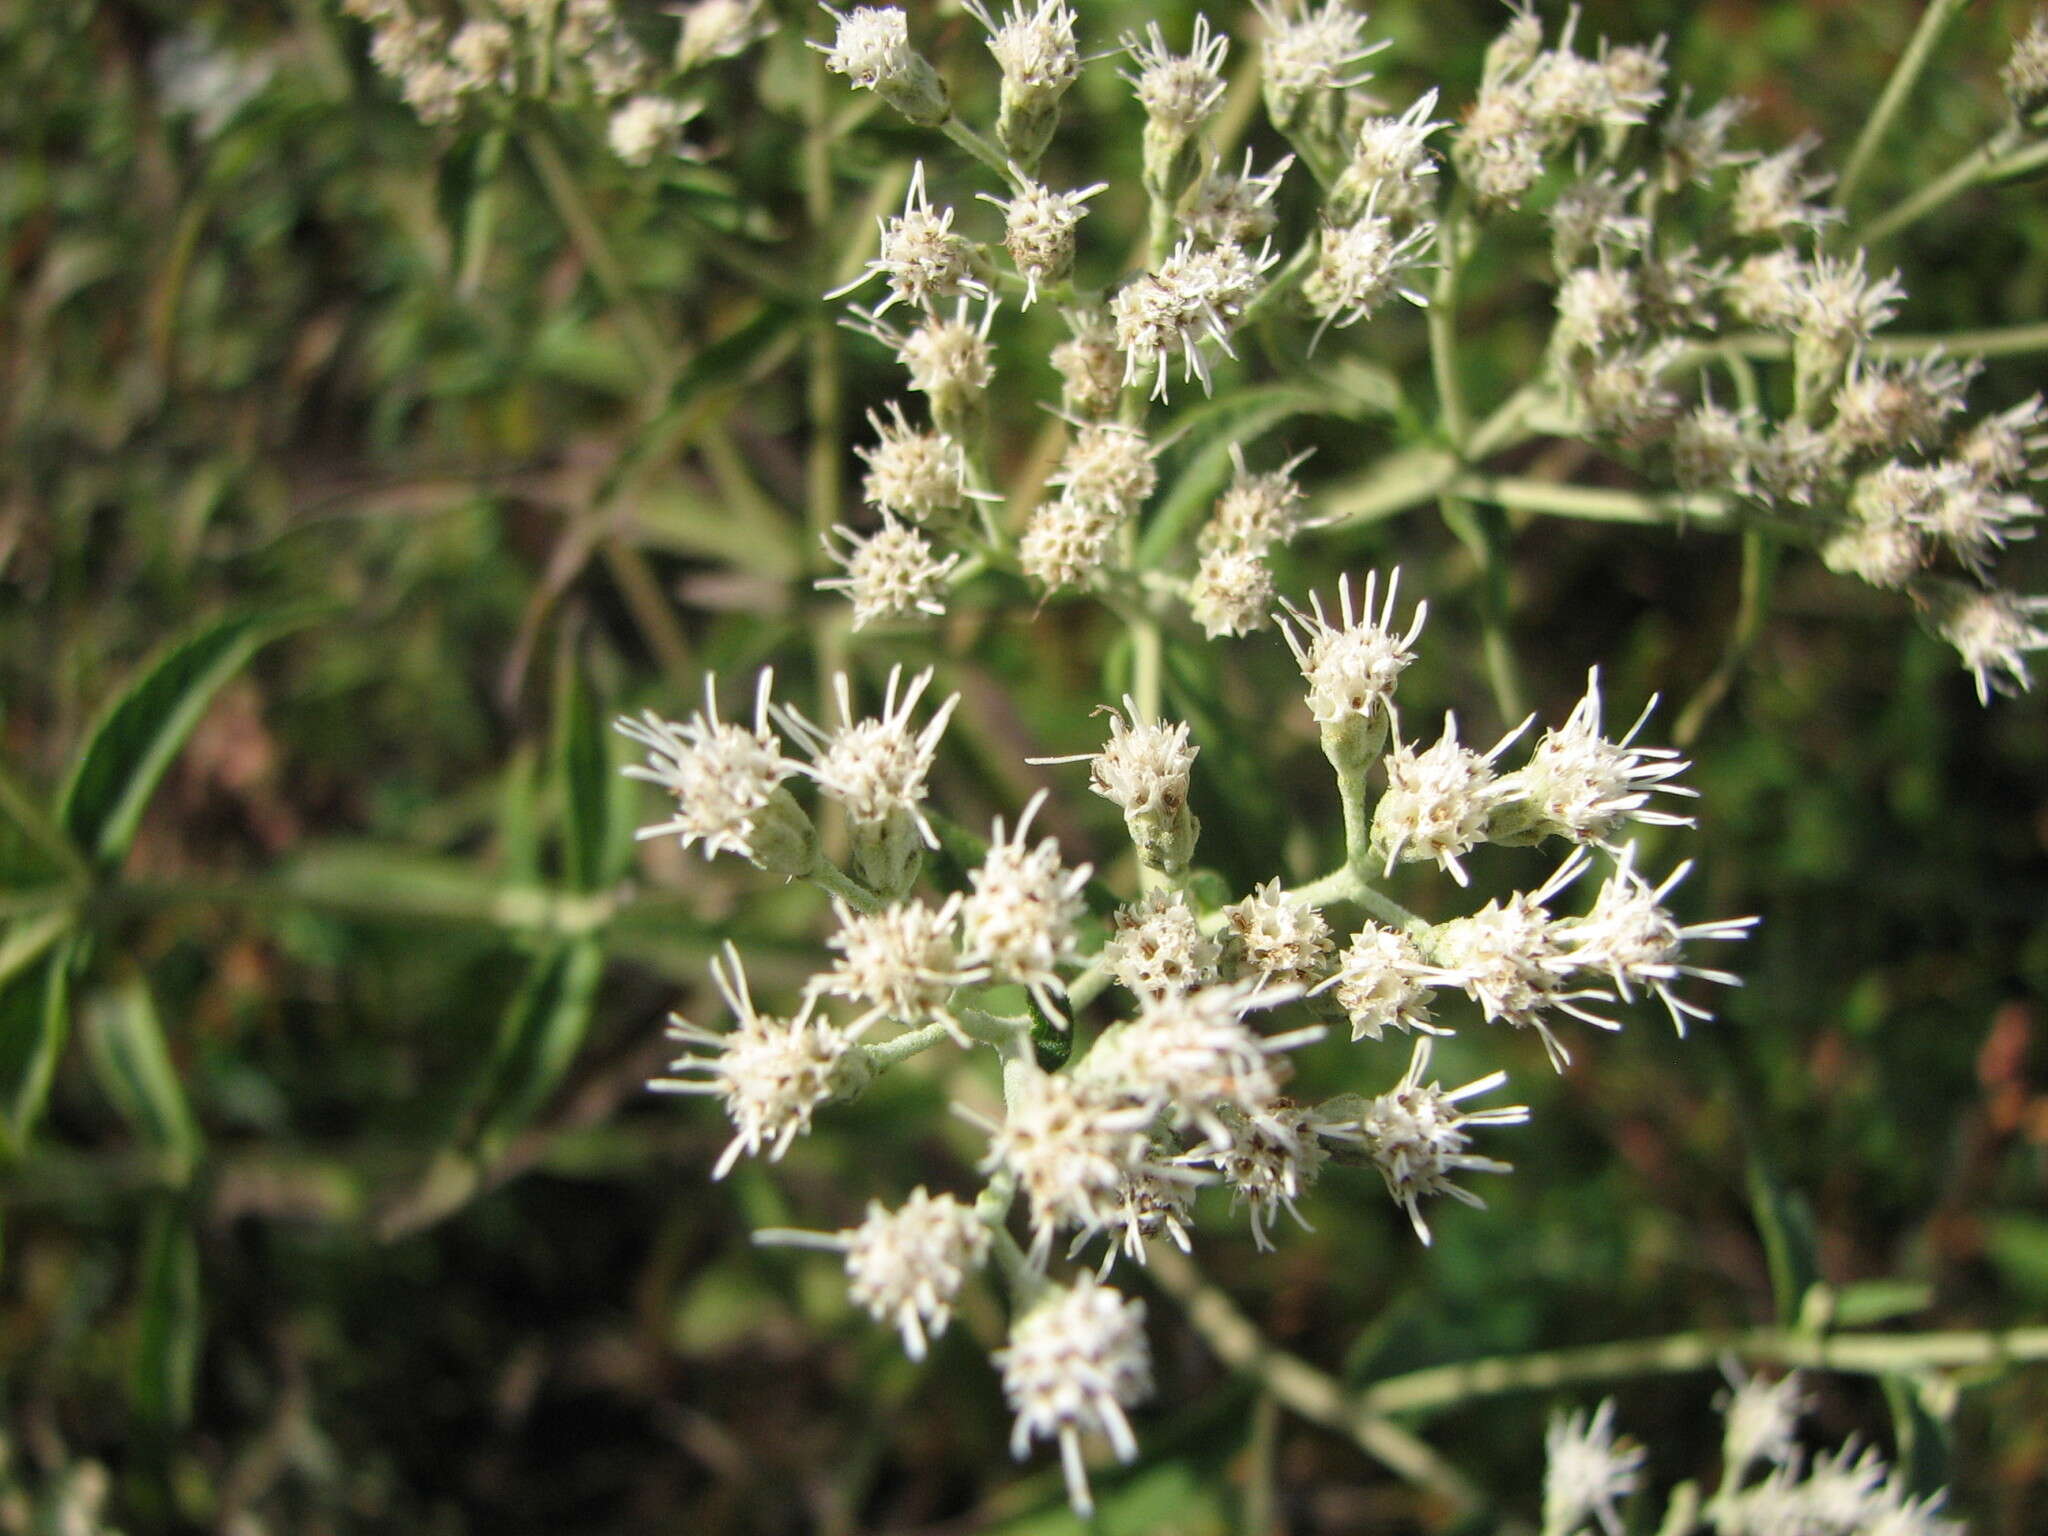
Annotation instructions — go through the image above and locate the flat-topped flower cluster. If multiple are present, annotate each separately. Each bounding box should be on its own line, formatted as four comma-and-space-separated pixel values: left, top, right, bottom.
622, 564, 1754, 1515
797, 0, 2048, 705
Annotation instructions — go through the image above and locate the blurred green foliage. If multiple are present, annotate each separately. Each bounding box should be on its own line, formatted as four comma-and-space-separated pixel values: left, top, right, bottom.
3, 1, 2048, 1532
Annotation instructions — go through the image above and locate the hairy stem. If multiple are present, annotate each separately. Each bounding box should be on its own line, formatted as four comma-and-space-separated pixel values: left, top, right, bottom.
1835, 0, 1973, 211
1357, 1322, 2048, 1416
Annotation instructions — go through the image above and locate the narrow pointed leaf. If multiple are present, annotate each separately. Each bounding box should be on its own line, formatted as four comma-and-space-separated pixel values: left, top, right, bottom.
0, 945, 73, 1151
469, 938, 606, 1159
132, 1199, 203, 1429
84, 971, 203, 1184
58, 610, 307, 870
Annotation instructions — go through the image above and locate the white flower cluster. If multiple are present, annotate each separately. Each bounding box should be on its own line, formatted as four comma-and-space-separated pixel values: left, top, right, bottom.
622, 549, 1759, 1513
1543, 1371, 1967, 1536
346, 0, 768, 134
1456, 5, 2048, 701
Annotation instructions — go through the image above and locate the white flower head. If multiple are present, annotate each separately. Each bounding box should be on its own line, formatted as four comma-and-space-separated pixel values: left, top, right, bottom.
673, 0, 777, 71
1222, 879, 1335, 989
1111, 237, 1274, 400
1829, 355, 1979, 455
1794, 252, 1905, 348
1372, 711, 1529, 886
1253, 0, 1386, 115
1277, 569, 1427, 731
1544, 1399, 1647, 1536
982, 1062, 1165, 1264
1189, 544, 1277, 638
1553, 263, 1639, 357
967, 0, 1081, 94
617, 671, 800, 863
1934, 585, 2048, 703
1352, 1037, 1530, 1244
607, 94, 696, 165
1203, 443, 1318, 553
831, 162, 987, 316
1047, 420, 1159, 519
1121, 15, 1229, 132
1052, 309, 1125, 418
1958, 394, 2048, 488
1181, 1101, 1329, 1249
1548, 163, 1652, 270
1033, 697, 1197, 822
1313, 922, 1441, 1041
813, 894, 985, 1040
1084, 979, 1322, 1147
841, 1188, 990, 1359
1732, 136, 1838, 238
1573, 340, 1686, 446
1301, 206, 1436, 350
856, 401, 968, 522
1184, 148, 1295, 247
1560, 848, 1756, 1033
1498, 668, 1697, 847
980, 177, 1105, 305
959, 789, 1093, 1021
653, 943, 862, 1178
777, 664, 959, 847
847, 295, 1000, 398
1659, 87, 1749, 192
814, 3, 947, 122
997, 1274, 1153, 1517
1103, 889, 1222, 1003
1718, 1360, 1810, 1478
1020, 496, 1119, 590
814, 2, 911, 83
1339, 88, 1448, 223
1426, 849, 1613, 1070
819, 514, 961, 628
2006, 13, 2048, 114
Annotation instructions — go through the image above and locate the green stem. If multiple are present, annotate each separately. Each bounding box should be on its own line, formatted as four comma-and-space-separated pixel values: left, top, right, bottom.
1428, 186, 1473, 451
1859, 121, 2026, 244
1450, 473, 1736, 528
1700, 320, 2048, 363
1835, 0, 1972, 211
861, 1022, 955, 1071
1673, 531, 1779, 747
939, 115, 1013, 182
1147, 1247, 1504, 1526
807, 859, 883, 914
1356, 1322, 2048, 1417
1440, 496, 1526, 724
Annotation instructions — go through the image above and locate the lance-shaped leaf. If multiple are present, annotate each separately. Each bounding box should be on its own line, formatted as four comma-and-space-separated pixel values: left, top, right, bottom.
132, 1199, 203, 1430
555, 651, 631, 894
58, 609, 307, 870
85, 970, 203, 1185
0, 944, 73, 1151
467, 938, 606, 1160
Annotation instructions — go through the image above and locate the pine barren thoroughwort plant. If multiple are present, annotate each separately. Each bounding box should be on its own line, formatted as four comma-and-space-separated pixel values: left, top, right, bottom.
584, 0, 2048, 1522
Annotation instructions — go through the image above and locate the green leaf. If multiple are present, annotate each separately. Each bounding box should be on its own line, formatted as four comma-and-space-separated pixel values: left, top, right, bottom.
1882, 1373, 1952, 1496
468, 939, 606, 1158
0, 908, 75, 993
1828, 1278, 1934, 1328
132, 1199, 203, 1430
281, 841, 613, 935
554, 651, 628, 893
0, 945, 73, 1153
84, 971, 203, 1185
57, 610, 306, 870
0, 759, 87, 882
1745, 1153, 1819, 1326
